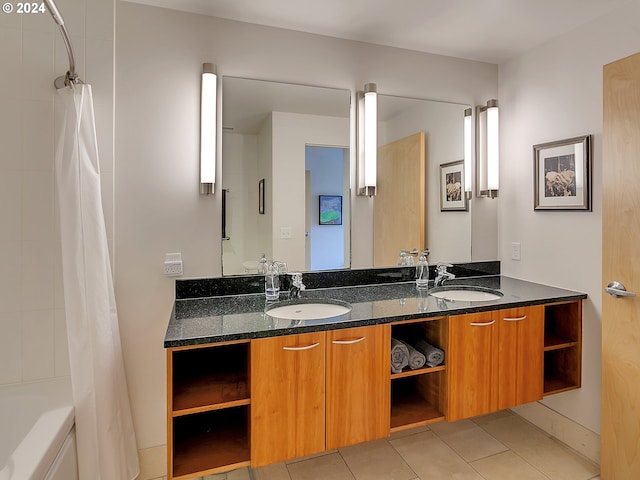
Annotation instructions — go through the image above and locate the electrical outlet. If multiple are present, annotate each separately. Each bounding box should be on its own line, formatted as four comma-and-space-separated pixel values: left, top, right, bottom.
164, 253, 183, 276
280, 227, 292, 239
511, 242, 521, 261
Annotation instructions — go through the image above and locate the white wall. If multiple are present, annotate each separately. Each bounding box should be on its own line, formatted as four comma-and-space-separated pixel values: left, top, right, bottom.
0, 0, 114, 386
271, 111, 349, 270
115, 0, 497, 460
499, 1, 640, 436
221, 133, 258, 274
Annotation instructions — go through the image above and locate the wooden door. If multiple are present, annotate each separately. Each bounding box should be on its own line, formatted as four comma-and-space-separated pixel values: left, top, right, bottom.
326, 325, 390, 450
251, 332, 325, 466
602, 51, 640, 478
496, 306, 544, 410
447, 311, 499, 421
374, 132, 425, 266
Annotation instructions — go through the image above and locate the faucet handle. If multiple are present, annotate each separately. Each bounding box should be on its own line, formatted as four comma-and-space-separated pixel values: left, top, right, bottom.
436, 263, 453, 273
290, 272, 305, 289
272, 261, 288, 274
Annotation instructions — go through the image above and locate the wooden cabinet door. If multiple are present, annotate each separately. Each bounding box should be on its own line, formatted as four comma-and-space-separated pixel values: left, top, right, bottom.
447, 312, 499, 421
251, 332, 325, 467
496, 306, 544, 410
326, 325, 390, 450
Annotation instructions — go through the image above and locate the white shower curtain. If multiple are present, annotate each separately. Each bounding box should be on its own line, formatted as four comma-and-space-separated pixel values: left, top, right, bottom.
54, 84, 139, 480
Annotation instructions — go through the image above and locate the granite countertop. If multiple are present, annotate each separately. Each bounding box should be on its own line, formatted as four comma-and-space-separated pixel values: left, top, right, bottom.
164, 274, 587, 348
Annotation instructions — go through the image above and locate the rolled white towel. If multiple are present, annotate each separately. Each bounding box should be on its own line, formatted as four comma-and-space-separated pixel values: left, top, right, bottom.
391, 338, 410, 374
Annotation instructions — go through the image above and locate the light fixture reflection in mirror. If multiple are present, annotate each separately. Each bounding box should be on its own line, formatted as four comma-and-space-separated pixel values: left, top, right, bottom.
463, 107, 473, 197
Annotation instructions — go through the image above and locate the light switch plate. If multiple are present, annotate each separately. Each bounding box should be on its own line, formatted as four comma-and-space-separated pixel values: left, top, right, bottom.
511, 242, 521, 261
280, 227, 292, 239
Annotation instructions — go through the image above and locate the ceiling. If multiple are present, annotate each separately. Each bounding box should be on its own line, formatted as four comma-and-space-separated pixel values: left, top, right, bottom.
125, 0, 630, 63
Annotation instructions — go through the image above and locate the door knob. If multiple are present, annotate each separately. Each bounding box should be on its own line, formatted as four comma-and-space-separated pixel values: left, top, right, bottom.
605, 281, 637, 298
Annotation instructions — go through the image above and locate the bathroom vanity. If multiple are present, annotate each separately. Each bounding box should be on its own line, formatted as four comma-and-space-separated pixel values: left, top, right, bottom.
164, 265, 585, 479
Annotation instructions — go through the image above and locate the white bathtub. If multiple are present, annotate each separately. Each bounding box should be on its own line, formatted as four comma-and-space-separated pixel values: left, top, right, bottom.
0, 377, 78, 480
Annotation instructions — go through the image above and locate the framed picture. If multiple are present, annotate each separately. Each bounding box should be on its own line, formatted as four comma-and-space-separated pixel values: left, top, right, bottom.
534, 135, 591, 211
258, 178, 265, 214
440, 160, 467, 211
319, 195, 342, 225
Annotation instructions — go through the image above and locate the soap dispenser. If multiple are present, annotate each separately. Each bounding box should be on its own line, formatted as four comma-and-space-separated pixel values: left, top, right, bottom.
415, 251, 429, 290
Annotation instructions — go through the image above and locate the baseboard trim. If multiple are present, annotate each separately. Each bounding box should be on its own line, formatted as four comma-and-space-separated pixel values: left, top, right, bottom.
511, 402, 600, 465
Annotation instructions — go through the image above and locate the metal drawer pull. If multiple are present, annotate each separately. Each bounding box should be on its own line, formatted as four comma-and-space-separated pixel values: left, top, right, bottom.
283, 342, 320, 351
504, 315, 527, 322
332, 337, 366, 345
470, 320, 495, 327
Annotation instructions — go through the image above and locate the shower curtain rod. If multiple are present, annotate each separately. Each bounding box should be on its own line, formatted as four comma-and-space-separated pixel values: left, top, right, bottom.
43, 0, 83, 88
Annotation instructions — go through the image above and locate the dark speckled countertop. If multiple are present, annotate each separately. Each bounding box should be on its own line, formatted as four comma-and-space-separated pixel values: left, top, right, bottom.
164, 269, 587, 348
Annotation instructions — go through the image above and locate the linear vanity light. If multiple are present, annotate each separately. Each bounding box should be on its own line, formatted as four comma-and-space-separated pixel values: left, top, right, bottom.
200, 63, 217, 195
463, 107, 473, 198
476, 99, 499, 198
357, 83, 377, 196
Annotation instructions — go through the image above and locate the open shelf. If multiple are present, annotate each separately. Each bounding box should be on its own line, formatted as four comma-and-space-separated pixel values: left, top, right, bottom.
543, 301, 582, 395
544, 375, 579, 395
544, 302, 581, 347
544, 334, 578, 351
172, 407, 250, 479
172, 343, 250, 414
390, 373, 445, 430
391, 365, 446, 380
391, 319, 447, 373
389, 317, 447, 431
544, 346, 581, 395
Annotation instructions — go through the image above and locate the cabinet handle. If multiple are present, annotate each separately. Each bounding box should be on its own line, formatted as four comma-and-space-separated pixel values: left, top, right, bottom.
503, 315, 527, 322
470, 320, 495, 327
331, 336, 366, 345
283, 342, 320, 351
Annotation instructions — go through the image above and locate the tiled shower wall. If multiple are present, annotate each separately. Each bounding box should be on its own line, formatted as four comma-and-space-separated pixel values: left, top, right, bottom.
0, 0, 114, 386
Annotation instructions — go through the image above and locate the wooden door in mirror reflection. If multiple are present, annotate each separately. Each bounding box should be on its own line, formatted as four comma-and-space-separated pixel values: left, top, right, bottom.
374, 132, 426, 266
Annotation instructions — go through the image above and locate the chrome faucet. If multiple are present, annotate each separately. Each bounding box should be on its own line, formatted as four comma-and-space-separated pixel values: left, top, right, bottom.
289, 272, 306, 299
434, 263, 455, 287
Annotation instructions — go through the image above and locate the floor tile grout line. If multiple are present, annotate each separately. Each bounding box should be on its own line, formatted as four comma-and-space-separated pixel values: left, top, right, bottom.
472, 414, 556, 477
476, 418, 594, 480
335, 448, 359, 480
547, 435, 600, 470
473, 414, 600, 478
383, 434, 421, 480
466, 456, 497, 480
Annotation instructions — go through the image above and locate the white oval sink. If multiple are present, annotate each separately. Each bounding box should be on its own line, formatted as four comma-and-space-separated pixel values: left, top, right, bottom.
266, 301, 351, 320
429, 287, 503, 302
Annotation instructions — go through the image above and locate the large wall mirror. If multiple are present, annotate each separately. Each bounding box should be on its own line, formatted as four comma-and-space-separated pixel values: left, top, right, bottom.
221, 78, 474, 276
221, 77, 351, 275
375, 95, 472, 266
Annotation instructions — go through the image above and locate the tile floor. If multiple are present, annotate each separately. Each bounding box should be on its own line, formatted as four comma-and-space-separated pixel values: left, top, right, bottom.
174, 410, 600, 480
